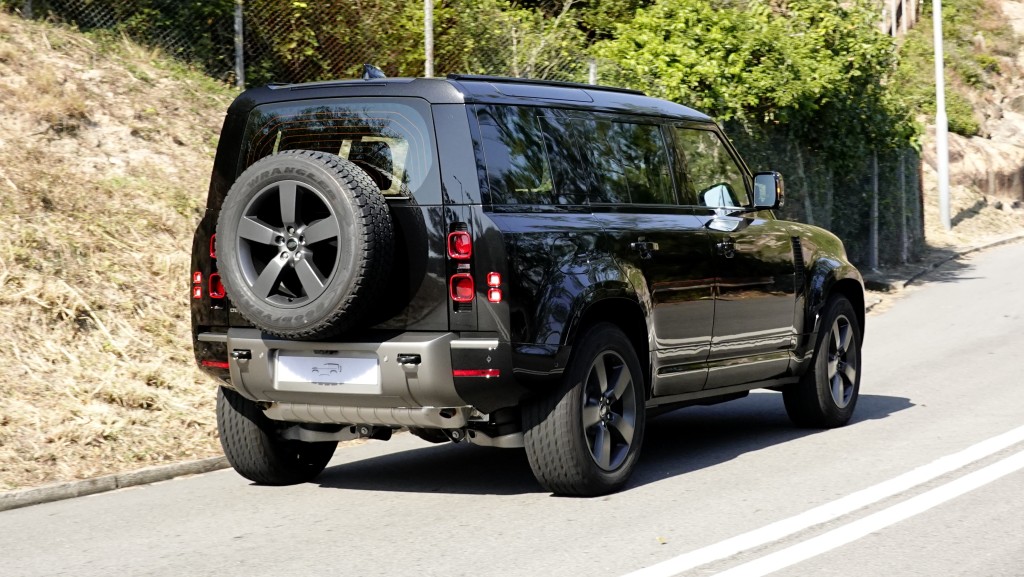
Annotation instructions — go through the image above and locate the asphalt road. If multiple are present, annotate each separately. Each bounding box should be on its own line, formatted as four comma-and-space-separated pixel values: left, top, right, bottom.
3, 241, 1023, 577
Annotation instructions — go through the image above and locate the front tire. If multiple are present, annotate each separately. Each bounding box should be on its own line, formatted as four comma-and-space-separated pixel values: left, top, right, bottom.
217, 387, 337, 485
523, 323, 646, 496
784, 295, 862, 428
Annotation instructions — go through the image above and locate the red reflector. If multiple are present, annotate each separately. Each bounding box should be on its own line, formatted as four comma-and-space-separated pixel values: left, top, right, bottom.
192, 285, 203, 299
447, 231, 472, 260
192, 271, 203, 285
210, 234, 217, 259
453, 369, 500, 378
487, 288, 502, 303
486, 272, 501, 287
208, 273, 225, 299
201, 360, 230, 369
449, 273, 474, 302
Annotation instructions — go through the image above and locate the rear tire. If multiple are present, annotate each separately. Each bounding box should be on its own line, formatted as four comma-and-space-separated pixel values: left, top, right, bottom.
216, 387, 337, 485
784, 295, 862, 428
523, 323, 646, 496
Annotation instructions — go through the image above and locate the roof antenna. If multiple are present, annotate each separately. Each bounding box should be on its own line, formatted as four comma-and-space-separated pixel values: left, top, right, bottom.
362, 64, 386, 80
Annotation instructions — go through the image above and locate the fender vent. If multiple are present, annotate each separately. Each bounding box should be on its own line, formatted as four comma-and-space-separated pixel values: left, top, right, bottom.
791, 237, 805, 294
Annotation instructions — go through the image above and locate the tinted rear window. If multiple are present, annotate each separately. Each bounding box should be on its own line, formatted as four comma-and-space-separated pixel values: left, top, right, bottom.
239, 98, 437, 198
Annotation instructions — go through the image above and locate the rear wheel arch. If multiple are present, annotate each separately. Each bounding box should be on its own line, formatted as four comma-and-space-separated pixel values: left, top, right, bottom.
566, 297, 651, 399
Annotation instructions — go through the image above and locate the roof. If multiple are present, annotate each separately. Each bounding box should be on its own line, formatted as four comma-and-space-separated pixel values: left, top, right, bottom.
227, 75, 712, 122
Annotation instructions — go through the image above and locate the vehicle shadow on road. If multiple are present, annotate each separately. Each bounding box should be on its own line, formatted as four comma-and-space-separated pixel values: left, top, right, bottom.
314, 391, 913, 496
630, 391, 914, 490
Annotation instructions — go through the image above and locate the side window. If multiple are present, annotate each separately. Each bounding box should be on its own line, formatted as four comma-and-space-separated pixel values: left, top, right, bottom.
476, 106, 558, 205
589, 121, 675, 205
673, 127, 749, 207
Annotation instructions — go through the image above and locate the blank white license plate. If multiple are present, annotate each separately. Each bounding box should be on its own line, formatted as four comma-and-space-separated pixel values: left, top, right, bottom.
274, 353, 381, 395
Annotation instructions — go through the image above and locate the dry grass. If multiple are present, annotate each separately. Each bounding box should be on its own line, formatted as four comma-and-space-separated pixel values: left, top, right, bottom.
0, 13, 236, 490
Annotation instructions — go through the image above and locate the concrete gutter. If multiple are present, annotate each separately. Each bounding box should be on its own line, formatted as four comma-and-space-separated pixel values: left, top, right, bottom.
864, 233, 1024, 296
0, 457, 229, 512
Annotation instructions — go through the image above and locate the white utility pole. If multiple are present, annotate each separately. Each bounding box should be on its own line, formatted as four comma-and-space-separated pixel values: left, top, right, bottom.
933, 0, 952, 230
424, 0, 434, 78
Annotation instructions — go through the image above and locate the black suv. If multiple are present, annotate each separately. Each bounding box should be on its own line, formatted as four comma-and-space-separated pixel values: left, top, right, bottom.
191, 75, 864, 496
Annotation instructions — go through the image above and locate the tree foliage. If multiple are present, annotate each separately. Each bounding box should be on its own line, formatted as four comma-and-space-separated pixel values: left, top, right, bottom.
594, 0, 915, 165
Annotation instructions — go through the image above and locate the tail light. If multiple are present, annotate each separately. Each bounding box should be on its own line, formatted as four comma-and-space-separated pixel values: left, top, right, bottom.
447, 231, 472, 260
192, 271, 203, 299
486, 272, 502, 303
208, 273, 225, 299
449, 273, 475, 302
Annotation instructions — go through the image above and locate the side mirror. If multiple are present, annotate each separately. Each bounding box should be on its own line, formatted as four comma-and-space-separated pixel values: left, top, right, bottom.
752, 171, 784, 210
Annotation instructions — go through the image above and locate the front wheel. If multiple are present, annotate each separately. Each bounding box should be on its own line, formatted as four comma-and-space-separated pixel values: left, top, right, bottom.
523, 323, 646, 496
784, 295, 862, 428
217, 387, 337, 485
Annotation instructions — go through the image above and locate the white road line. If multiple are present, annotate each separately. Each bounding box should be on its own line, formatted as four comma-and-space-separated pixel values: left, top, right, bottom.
712, 449, 1024, 577
620, 424, 1024, 577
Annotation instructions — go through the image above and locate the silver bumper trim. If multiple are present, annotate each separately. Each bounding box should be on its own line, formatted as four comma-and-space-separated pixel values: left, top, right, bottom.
197, 332, 228, 343
450, 339, 500, 350
264, 403, 472, 429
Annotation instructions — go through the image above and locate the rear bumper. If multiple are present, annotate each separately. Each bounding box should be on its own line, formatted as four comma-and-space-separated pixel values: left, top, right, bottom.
199, 328, 513, 427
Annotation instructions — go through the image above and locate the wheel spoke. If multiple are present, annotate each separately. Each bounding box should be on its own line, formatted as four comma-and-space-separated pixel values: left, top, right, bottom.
238, 217, 279, 245
251, 255, 287, 298
831, 373, 845, 405
303, 217, 340, 245
836, 322, 849, 355
294, 259, 326, 299
609, 364, 631, 403
831, 322, 842, 354
279, 181, 298, 225
608, 413, 634, 446
842, 361, 857, 387
593, 356, 610, 395
593, 425, 612, 470
582, 403, 602, 429
827, 357, 839, 379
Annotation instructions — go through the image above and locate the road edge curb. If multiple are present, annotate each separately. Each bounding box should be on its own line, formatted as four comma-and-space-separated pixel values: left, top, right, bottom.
865, 233, 1024, 303
0, 456, 229, 513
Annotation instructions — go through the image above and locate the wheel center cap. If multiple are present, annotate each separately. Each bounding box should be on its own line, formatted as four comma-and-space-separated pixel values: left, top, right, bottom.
599, 405, 609, 418
286, 238, 298, 251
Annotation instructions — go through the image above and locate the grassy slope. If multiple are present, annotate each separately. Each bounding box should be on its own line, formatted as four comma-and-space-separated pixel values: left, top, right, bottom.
0, 12, 236, 489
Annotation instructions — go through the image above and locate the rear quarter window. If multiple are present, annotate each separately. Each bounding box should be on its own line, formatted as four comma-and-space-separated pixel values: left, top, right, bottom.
476, 105, 677, 208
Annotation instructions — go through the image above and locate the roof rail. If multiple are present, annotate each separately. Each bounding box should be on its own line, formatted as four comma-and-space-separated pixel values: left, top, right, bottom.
446, 74, 645, 96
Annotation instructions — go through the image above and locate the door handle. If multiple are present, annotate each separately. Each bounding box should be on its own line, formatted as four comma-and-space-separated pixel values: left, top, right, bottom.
630, 240, 659, 260
716, 239, 736, 258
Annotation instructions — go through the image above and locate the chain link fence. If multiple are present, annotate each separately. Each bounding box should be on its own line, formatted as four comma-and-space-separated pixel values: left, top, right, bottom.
4, 0, 591, 86
2, 0, 925, 266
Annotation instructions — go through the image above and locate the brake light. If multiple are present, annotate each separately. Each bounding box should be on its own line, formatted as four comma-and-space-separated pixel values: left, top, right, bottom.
447, 231, 472, 260
210, 234, 217, 259
449, 273, 475, 302
208, 273, 225, 299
